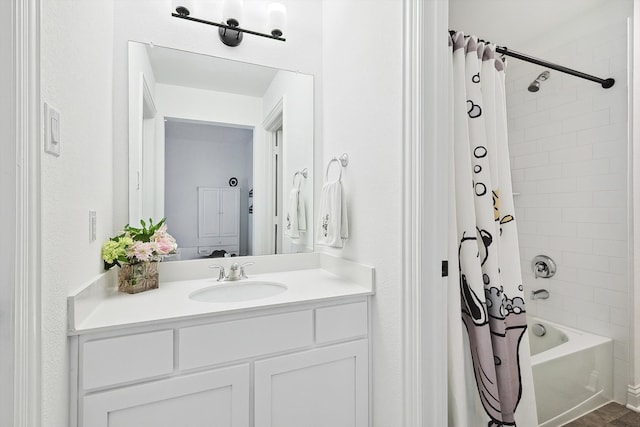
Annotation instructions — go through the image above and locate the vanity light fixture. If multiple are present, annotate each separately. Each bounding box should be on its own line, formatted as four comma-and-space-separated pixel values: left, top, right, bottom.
171, 0, 286, 47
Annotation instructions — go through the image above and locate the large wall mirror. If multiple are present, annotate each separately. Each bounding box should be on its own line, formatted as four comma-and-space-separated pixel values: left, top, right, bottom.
128, 41, 314, 261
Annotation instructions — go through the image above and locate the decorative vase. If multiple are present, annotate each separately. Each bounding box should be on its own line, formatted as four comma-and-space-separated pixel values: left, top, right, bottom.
118, 261, 159, 294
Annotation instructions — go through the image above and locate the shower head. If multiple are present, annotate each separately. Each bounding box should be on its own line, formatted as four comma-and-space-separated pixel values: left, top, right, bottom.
528, 80, 540, 92
528, 70, 550, 92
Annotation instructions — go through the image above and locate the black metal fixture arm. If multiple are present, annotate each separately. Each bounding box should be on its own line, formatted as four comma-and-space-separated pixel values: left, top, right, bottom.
172, 13, 286, 44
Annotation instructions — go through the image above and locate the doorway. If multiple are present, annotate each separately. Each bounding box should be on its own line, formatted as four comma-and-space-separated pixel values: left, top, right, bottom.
164, 119, 254, 259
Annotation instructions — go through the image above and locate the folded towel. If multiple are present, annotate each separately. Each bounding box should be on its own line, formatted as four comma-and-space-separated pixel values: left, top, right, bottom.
316, 181, 348, 248
285, 188, 306, 239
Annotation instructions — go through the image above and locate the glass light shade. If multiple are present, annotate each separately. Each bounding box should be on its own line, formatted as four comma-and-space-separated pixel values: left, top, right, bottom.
268, 3, 286, 37
223, 0, 244, 26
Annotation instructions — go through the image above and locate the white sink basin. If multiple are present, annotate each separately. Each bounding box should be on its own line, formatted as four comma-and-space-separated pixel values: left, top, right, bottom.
189, 281, 288, 303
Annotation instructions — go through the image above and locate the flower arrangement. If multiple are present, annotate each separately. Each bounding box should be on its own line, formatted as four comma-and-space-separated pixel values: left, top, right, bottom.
102, 218, 177, 270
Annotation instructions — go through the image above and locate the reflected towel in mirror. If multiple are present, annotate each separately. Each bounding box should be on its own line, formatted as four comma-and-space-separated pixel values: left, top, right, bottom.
285, 188, 306, 239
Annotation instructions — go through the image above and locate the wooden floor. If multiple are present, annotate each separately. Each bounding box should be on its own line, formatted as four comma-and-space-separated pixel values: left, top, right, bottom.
564, 402, 640, 426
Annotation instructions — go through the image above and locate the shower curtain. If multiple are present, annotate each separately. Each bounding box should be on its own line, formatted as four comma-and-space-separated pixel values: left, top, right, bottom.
447, 32, 539, 427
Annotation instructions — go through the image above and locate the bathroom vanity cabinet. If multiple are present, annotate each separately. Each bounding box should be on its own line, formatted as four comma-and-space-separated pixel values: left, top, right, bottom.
70, 298, 369, 427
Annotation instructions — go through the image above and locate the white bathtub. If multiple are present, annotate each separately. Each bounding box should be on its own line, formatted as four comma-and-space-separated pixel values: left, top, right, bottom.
528, 317, 613, 427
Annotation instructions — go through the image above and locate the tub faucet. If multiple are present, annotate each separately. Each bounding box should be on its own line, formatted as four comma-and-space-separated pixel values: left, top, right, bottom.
533, 262, 548, 278
531, 289, 550, 300
532, 255, 556, 279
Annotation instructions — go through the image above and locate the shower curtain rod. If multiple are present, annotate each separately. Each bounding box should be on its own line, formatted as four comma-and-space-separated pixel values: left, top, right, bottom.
448, 30, 615, 89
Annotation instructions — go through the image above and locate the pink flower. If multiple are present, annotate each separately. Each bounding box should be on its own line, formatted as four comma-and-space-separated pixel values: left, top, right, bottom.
127, 241, 155, 262
155, 234, 177, 255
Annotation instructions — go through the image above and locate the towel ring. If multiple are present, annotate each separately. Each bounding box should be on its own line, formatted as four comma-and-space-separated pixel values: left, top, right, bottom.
293, 168, 308, 187
325, 153, 349, 182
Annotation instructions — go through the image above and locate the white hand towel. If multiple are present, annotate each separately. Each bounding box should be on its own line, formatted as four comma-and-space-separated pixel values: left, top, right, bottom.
316, 181, 348, 248
285, 188, 306, 239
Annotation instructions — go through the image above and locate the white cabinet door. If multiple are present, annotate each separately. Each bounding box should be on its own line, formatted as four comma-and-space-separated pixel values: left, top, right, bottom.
82, 364, 249, 427
220, 188, 240, 237
198, 187, 222, 238
254, 340, 369, 427
198, 187, 239, 239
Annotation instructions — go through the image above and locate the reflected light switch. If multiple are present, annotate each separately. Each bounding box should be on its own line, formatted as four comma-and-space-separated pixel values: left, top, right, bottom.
44, 103, 61, 156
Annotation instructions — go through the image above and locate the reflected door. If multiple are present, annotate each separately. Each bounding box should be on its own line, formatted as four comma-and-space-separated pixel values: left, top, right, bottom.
271, 129, 284, 253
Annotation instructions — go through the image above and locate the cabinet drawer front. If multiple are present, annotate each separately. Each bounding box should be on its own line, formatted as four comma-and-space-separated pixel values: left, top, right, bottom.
198, 243, 239, 253
315, 302, 368, 344
179, 311, 313, 371
82, 330, 174, 391
211, 237, 238, 246
198, 237, 239, 247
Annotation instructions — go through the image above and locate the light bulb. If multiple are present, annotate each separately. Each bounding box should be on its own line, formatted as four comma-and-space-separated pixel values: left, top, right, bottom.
223, 0, 244, 27
268, 3, 286, 37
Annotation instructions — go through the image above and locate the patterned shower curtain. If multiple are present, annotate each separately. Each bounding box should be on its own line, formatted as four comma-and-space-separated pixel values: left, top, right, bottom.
447, 32, 539, 427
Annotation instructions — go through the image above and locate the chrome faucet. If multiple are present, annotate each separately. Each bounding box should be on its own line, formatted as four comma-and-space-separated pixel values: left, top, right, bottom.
209, 262, 255, 281
227, 263, 241, 280
531, 255, 556, 279
533, 262, 548, 278
209, 265, 226, 281
531, 289, 550, 300
239, 262, 254, 279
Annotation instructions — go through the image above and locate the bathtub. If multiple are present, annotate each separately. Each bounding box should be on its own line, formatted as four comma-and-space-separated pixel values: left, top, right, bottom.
528, 317, 613, 427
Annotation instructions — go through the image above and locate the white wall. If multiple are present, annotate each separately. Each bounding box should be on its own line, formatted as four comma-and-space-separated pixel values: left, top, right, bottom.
128, 42, 158, 223
0, 2, 15, 424
506, 12, 631, 402
322, 1, 404, 425
156, 84, 263, 126
263, 70, 315, 252
165, 122, 253, 256
40, 0, 115, 425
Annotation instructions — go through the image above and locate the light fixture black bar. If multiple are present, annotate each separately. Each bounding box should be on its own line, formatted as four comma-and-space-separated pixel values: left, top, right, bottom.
449, 30, 614, 89
172, 13, 286, 42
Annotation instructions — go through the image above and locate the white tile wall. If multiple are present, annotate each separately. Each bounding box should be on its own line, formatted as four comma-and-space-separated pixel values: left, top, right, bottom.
506, 20, 630, 402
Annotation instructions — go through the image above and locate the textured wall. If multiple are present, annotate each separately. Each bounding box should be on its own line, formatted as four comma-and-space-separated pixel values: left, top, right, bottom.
321, 1, 404, 425
506, 15, 631, 402
40, 0, 115, 425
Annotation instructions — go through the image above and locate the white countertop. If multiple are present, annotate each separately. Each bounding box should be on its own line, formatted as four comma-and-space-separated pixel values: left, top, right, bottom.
68, 253, 375, 335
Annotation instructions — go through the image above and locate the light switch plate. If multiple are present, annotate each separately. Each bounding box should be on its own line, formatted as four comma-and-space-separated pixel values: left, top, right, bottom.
89, 210, 97, 242
44, 102, 61, 156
